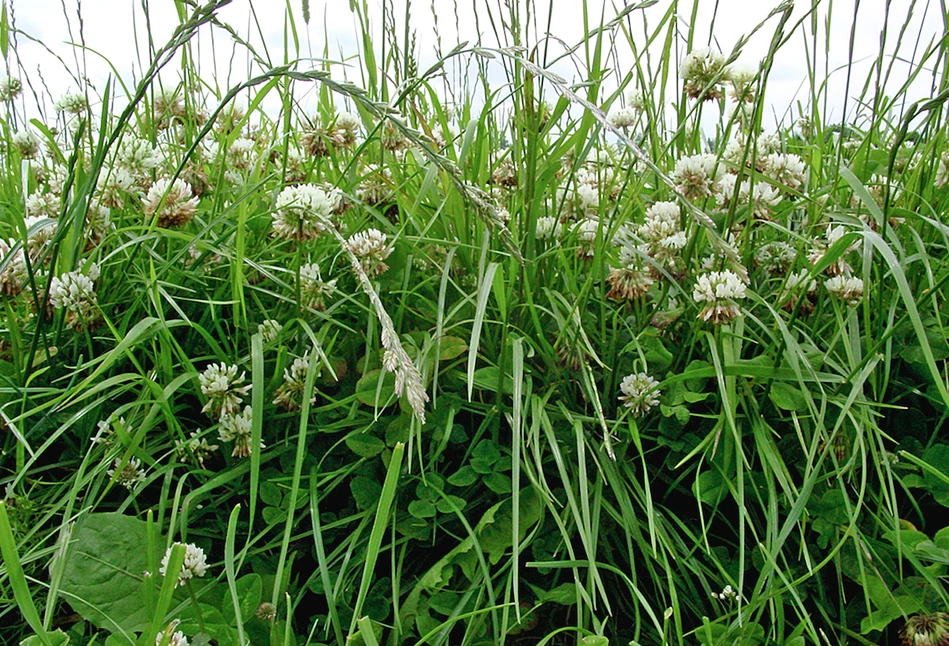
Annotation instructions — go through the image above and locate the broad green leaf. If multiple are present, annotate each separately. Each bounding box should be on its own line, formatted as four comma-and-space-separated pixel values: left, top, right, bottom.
408, 500, 437, 519
447, 466, 479, 487
20, 631, 69, 646
921, 445, 949, 506
694, 470, 727, 506
351, 476, 383, 511
538, 583, 577, 605
769, 381, 807, 412
59, 513, 153, 634
355, 369, 396, 408
346, 433, 386, 458
221, 573, 262, 627
437, 336, 468, 361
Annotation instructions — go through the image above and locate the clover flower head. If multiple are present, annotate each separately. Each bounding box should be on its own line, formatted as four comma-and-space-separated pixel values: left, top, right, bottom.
535, 216, 562, 240
755, 241, 797, 274
779, 270, 818, 314
298, 262, 338, 310
607, 104, 639, 129
679, 48, 726, 100
639, 201, 681, 241
672, 154, 723, 200
692, 270, 747, 324
49, 265, 100, 329
0, 77, 22, 101
175, 431, 219, 468
345, 228, 393, 277
936, 152, 949, 189
763, 153, 807, 191
619, 372, 661, 416
156, 621, 189, 646
825, 274, 864, 305
199, 363, 250, 418
55, 92, 88, 114
725, 63, 757, 102
607, 267, 654, 301
218, 405, 257, 458
12, 130, 40, 159
97, 166, 136, 209
258, 319, 283, 343
116, 136, 163, 181
272, 184, 334, 241
159, 542, 208, 587
107, 457, 146, 489
0, 238, 28, 296
273, 354, 318, 411
335, 111, 361, 132
574, 218, 600, 258
26, 192, 60, 219
356, 164, 393, 205
144, 178, 198, 228
900, 613, 949, 646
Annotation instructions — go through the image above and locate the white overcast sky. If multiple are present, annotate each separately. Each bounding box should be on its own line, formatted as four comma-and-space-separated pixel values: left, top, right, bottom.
3, 0, 942, 130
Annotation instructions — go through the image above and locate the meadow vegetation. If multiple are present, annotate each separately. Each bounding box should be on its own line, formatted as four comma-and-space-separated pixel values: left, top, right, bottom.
1, 0, 949, 644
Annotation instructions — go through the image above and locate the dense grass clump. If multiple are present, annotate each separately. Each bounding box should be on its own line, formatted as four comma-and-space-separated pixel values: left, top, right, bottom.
1, 0, 949, 644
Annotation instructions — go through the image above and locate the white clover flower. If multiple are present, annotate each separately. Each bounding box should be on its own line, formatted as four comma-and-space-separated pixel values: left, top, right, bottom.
107, 456, 147, 489
96, 166, 136, 209
227, 137, 256, 172
693, 270, 747, 324
344, 228, 393, 277
298, 263, 337, 311
726, 63, 757, 102
55, 92, 88, 114
618, 372, 661, 416
116, 136, 162, 181
638, 201, 681, 241
574, 218, 600, 258
0, 238, 28, 297
144, 178, 198, 228
12, 130, 40, 159
258, 319, 283, 343
748, 182, 781, 219
198, 363, 250, 418
712, 584, 738, 601
174, 432, 219, 468
273, 354, 319, 411
159, 542, 208, 587
672, 154, 723, 200
763, 153, 807, 191
607, 105, 638, 129
779, 270, 818, 314
825, 274, 864, 305
755, 241, 797, 273
335, 111, 361, 131
679, 48, 726, 100
0, 77, 22, 101
156, 622, 189, 646
637, 201, 688, 274
936, 152, 949, 189
26, 192, 60, 219
626, 87, 645, 111
218, 405, 257, 458
535, 216, 562, 240
272, 184, 335, 241
576, 183, 600, 211
49, 265, 100, 329
607, 266, 653, 301
356, 164, 393, 205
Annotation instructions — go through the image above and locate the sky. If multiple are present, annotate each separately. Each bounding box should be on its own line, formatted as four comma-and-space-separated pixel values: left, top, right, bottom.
2, 0, 943, 130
